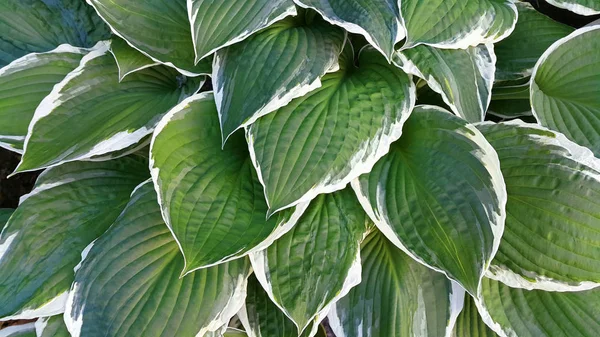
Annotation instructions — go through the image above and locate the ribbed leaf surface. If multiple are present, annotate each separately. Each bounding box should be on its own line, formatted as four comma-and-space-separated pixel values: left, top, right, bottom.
0, 157, 148, 320
214, 15, 345, 143
247, 46, 415, 215
453, 296, 498, 337
531, 25, 600, 157
328, 231, 464, 337
110, 38, 159, 81
353, 105, 506, 295
36, 315, 70, 337
488, 82, 532, 119
65, 181, 250, 337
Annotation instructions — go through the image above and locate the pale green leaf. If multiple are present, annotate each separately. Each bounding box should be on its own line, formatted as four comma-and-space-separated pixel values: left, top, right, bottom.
87, 0, 210, 76
247, 46, 415, 216
150, 93, 308, 273
110, 38, 159, 82
16, 41, 202, 173
477, 121, 600, 291
531, 25, 600, 157
394, 44, 495, 123
250, 187, 369, 333
353, 105, 506, 295
36, 315, 70, 337
64, 181, 250, 337
0, 323, 36, 337
399, 0, 517, 50
0, 45, 87, 153
546, 0, 600, 15
214, 15, 345, 143
328, 231, 465, 337
0, 0, 109, 67
189, 0, 296, 62
476, 278, 600, 337
293, 0, 403, 59
452, 296, 498, 337
494, 2, 574, 81
0, 157, 148, 320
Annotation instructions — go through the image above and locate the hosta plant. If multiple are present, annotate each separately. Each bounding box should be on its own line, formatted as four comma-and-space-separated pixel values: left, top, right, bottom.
1, 0, 599, 336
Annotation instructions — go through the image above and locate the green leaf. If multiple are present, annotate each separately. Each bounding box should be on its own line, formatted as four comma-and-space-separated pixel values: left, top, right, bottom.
64, 181, 251, 337
0, 45, 87, 153
494, 2, 574, 82
0, 323, 36, 337
399, 0, 517, 50
394, 44, 495, 123
213, 15, 345, 143
36, 315, 70, 337
0, 209, 13, 226
452, 296, 498, 337
224, 328, 249, 337
250, 187, 370, 333
0, 157, 148, 320
239, 275, 322, 337
16, 41, 202, 173
477, 121, 600, 291
476, 278, 600, 337
545, 0, 600, 15
487, 82, 532, 119
247, 46, 415, 216
531, 25, 600, 157
293, 0, 402, 59
353, 105, 506, 295
328, 231, 465, 337
150, 93, 308, 273
110, 38, 159, 82
0, 0, 109, 67
189, 0, 296, 62
87, 0, 210, 76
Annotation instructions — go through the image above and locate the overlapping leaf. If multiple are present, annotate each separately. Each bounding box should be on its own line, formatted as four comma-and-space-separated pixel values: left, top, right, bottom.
394, 44, 495, 123
189, 0, 296, 62
110, 38, 159, 82
476, 278, 600, 337
247, 46, 415, 216
399, 0, 517, 49
213, 15, 345, 142
488, 81, 532, 119
453, 296, 498, 337
0, 157, 147, 320
546, 0, 600, 15
150, 93, 308, 273
531, 25, 600, 157
494, 2, 574, 81
328, 231, 464, 337
250, 187, 369, 333
0, 323, 36, 337
36, 315, 70, 337
0, 45, 87, 153
293, 0, 402, 59
65, 181, 251, 337
0, 0, 109, 67
87, 0, 210, 76
353, 105, 506, 295
15, 41, 202, 173
478, 121, 600, 291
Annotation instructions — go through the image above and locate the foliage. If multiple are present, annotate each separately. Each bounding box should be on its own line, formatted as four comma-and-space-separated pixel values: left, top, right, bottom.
0, 0, 599, 336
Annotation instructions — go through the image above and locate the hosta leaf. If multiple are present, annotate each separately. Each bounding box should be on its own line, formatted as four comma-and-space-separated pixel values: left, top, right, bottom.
546, 0, 600, 15
213, 15, 345, 143
476, 278, 600, 337
0, 323, 36, 337
224, 329, 249, 337
477, 121, 600, 291
189, 0, 296, 62
239, 276, 322, 337
36, 315, 69, 337
394, 44, 495, 123
250, 187, 369, 333
65, 181, 251, 337
0, 157, 148, 320
353, 105, 506, 295
0, 45, 87, 153
487, 82, 532, 119
453, 296, 498, 337
0, 0, 109, 67
247, 46, 415, 216
531, 25, 600, 157
0, 209, 13, 226
87, 0, 210, 76
150, 93, 308, 273
328, 231, 465, 337
110, 38, 159, 82
494, 2, 574, 82
16, 41, 202, 173
292, 0, 402, 59
399, 0, 517, 49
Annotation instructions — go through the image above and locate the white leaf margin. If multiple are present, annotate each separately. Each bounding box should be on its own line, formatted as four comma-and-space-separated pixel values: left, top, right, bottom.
0, 322, 36, 337
546, 0, 600, 15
